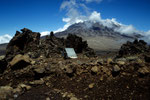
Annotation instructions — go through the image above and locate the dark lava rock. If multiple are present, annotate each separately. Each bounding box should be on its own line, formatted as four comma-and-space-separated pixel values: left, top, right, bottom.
118, 39, 149, 57
65, 34, 88, 53
144, 55, 150, 63
65, 34, 95, 57
39, 32, 65, 58
5, 28, 40, 61
5, 28, 95, 61
0, 59, 7, 74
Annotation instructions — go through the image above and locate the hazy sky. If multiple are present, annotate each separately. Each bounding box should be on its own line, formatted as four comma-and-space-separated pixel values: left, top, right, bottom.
0, 0, 150, 36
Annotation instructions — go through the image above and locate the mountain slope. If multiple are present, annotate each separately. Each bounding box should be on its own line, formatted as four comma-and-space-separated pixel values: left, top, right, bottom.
0, 43, 7, 56
55, 21, 140, 51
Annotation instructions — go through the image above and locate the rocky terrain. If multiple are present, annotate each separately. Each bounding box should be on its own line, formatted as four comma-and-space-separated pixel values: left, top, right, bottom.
0, 28, 150, 100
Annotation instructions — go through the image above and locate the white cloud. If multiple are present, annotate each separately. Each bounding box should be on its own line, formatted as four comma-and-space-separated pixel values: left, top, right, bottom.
40, 31, 50, 36
83, 0, 103, 3
89, 11, 101, 22
0, 34, 12, 44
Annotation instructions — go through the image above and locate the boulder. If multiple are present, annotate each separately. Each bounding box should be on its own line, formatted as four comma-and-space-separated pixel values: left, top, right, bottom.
10, 54, 31, 70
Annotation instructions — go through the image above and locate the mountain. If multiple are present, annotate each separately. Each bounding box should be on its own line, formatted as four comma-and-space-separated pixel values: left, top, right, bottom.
55, 21, 141, 51
0, 43, 7, 56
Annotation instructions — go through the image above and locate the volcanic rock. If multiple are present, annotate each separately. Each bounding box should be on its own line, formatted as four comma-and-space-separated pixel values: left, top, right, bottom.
0, 86, 13, 99
144, 55, 150, 63
88, 83, 95, 89
138, 67, 150, 77
118, 39, 149, 57
10, 54, 31, 70
0, 59, 7, 74
91, 66, 99, 74
113, 65, 120, 72
112, 65, 120, 77
5, 28, 40, 61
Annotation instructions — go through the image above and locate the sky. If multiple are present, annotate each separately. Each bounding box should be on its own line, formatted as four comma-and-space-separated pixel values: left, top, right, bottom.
0, 0, 150, 43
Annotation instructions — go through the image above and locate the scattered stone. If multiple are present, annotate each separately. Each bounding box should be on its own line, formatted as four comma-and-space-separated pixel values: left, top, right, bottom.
64, 65, 76, 77
91, 66, 99, 74
126, 56, 139, 62
18, 84, 31, 90
138, 67, 150, 77
107, 58, 113, 65
96, 59, 103, 65
0, 55, 5, 60
117, 61, 125, 65
112, 65, 120, 77
46, 97, 50, 100
29, 79, 44, 85
88, 83, 95, 89
70, 97, 78, 100
113, 65, 120, 72
0, 86, 13, 99
33, 66, 45, 74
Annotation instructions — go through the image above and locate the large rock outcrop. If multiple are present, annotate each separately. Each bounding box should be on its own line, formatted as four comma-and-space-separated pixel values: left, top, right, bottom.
118, 39, 150, 57
5, 28, 40, 61
5, 29, 95, 60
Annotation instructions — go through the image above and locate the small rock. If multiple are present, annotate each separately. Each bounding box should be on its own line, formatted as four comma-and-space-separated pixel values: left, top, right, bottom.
100, 77, 103, 81
88, 83, 95, 89
0, 86, 13, 99
18, 84, 31, 90
0, 55, 5, 60
31, 60, 36, 65
70, 97, 78, 100
29, 79, 44, 85
95, 59, 103, 65
112, 65, 120, 77
107, 58, 113, 64
138, 67, 150, 76
117, 61, 125, 65
113, 65, 120, 72
91, 66, 99, 73
126, 56, 138, 62
46, 97, 50, 100
34, 67, 45, 74
13, 88, 22, 93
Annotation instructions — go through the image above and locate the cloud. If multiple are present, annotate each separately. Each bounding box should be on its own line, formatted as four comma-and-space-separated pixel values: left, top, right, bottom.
40, 31, 50, 37
0, 34, 12, 44
83, 0, 103, 3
